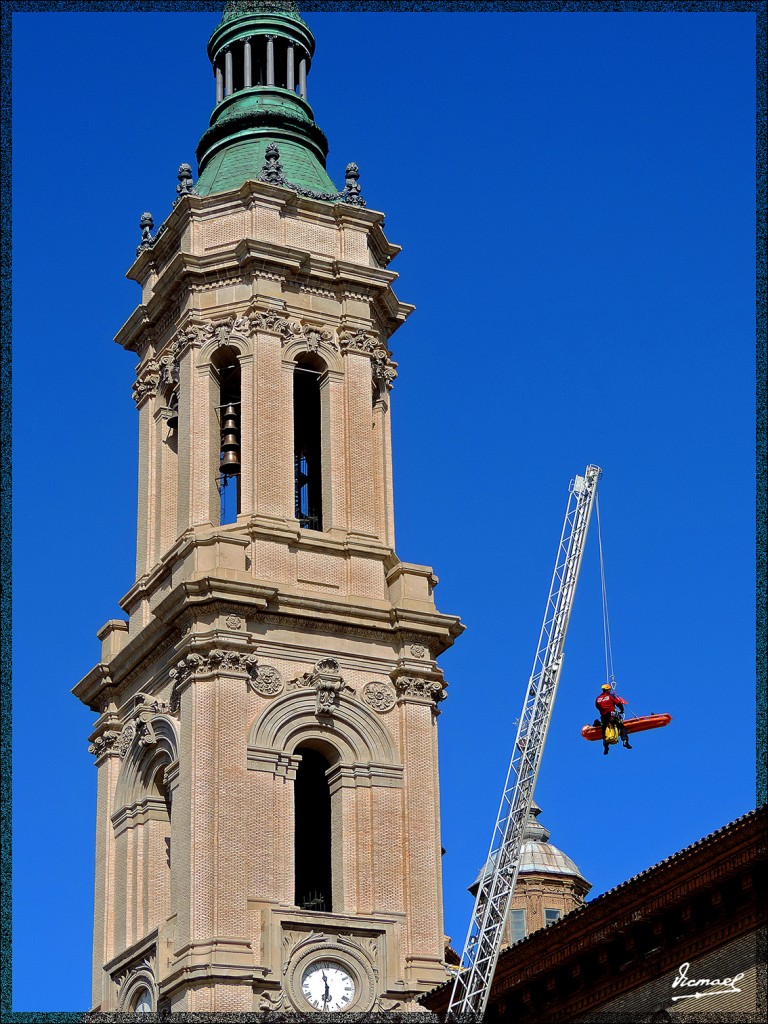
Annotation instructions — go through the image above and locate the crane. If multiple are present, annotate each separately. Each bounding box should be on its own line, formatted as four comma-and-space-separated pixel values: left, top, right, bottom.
446, 464, 602, 1022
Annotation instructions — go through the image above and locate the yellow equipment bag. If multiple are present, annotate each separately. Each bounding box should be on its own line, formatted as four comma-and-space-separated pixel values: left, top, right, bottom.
604, 722, 620, 745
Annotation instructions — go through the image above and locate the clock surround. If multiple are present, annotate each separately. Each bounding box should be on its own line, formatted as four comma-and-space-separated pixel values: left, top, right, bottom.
284, 934, 377, 1013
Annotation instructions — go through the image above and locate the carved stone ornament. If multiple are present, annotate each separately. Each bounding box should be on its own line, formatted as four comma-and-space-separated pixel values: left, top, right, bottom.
88, 729, 121, 759
225, 614, 242, 629
372, 347, 398, 391
174, 162, 198, 204
343, 161, 365, 206
132, 359, 161, 406
250, 308, 300, 341
169, 649, 260, 710
136, 211, 155, 257
288, 657, 351, 716
247, 664, 284, 697
362, 680, 397, 713
339, 327, 377, 353
158, 352, 179, 390
338, 328, 396, 390
410, 643, 427, 659
303, 322, 337, 353
258, 141, 366, 206
117, 722, 137, 760
169, 323, 201, 358
198, 314, 251, 347
113, 949, 157, 1012
287, 671, 314, 691
258, 989, 285, 1012
259, 142, 287, 186
394, 676, 446, 704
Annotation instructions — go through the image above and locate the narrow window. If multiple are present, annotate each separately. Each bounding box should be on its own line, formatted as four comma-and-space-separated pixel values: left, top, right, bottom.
132, 987, 153, 1013
544, 908, 562, 926
213, 347, 241, 525
509, 908, 527, 943
156, 774, 172, 870
149, 768, 172, 921
293, 359, 323, 530
294, 747, 332, 911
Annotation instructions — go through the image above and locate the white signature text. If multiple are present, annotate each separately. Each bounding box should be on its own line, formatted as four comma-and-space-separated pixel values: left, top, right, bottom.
671, 962, 745, 1001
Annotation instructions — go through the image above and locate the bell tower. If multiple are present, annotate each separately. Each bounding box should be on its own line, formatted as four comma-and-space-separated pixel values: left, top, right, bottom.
74, 0, 463, 1014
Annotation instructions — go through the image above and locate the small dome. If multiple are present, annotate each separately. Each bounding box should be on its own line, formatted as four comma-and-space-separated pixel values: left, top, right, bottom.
221, 0, 305, 23
469, 802, 589, 892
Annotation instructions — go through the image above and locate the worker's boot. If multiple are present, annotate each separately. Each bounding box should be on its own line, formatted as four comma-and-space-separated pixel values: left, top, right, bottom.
603, 745, 609, 755
623, 740, 632, 749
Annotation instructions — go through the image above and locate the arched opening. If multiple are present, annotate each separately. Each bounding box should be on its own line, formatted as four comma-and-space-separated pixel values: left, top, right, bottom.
212, 346, 242, 525
132, 986, 154, 1013
293, 356, 323, 531
156, 771, 172, 871
147, 765, 173, 927
294, 746, 332, 911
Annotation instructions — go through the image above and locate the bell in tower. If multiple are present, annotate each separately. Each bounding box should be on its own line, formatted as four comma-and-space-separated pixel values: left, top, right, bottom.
74, 0, 464, 1014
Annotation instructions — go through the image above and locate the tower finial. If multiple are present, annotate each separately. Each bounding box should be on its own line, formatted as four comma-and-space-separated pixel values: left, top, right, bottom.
222, 0, 303, 21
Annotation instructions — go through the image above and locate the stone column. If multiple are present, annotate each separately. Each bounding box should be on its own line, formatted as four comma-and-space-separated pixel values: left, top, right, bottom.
237, 352, 254, 518
92, 746, 122, 1009
266, 36, 275, 86
343, 352, 377, 536
155, 406, 179, 564
397, 693, 445, 988
134, 385, 155, 577
243, 38, 252, 88
286, 42, 295, 91
177, 344, 217, 533
251, 338, 293, 518
298, 55, 307, 99
224, 48, 233, 96
372, 392, 395, 548
320, 370, 348, 531
215, 63, 224, 104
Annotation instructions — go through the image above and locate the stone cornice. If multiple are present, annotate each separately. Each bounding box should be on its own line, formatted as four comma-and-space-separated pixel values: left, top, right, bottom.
152, 577, 277, 626
117, 241, 412, 355
104, 928, 160, 979
235, 236, 310, 276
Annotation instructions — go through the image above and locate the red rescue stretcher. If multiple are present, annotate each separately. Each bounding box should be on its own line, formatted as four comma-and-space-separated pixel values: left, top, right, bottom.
581, 714, 672, 741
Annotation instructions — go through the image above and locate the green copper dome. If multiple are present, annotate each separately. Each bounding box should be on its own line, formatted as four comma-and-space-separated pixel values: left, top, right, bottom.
221, 0, 306, 25
195, 1, 351, 200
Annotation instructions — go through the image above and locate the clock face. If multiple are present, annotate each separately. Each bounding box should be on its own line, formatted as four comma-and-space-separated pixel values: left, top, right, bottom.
301, 960, 356, 1011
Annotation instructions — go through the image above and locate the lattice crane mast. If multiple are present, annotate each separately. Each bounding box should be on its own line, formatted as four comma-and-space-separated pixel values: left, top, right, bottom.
447, 465, 602, 1022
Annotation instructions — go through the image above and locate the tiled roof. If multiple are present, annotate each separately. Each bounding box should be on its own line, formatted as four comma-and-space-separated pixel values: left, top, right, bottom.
430, 805, 765, 1001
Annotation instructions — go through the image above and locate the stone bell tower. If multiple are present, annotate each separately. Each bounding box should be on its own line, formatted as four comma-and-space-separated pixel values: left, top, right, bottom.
73, 0, 463, 1014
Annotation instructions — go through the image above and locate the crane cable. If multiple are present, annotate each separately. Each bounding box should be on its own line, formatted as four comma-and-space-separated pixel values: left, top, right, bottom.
595, 491, 616, 690
596, 493, 644, 719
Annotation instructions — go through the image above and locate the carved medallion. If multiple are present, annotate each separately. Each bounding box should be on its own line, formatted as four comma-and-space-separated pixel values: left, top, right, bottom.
247, 664, 283, 697
363, 681, 397, 713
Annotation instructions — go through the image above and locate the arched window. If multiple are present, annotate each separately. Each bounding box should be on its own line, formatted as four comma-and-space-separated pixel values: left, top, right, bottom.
155, 771, 172, 871
294, 746, 332, 911
132, 987, 153, 1013
212, 346, 242, 525
146, 765, 173, 928
293, 356, 323, 531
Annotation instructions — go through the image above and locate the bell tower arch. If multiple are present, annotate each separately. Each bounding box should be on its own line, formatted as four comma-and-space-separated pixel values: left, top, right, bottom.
74, 0, 463, 1013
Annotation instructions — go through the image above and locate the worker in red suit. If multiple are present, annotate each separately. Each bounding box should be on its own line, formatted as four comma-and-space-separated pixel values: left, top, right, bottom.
596, 682, 631, 755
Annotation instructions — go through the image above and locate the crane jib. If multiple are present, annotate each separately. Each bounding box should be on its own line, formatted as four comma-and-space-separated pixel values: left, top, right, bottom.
446, 465, 601, 1022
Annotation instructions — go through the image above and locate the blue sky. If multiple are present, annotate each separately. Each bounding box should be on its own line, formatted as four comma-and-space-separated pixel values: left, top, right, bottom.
11, 4, 757, 1013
